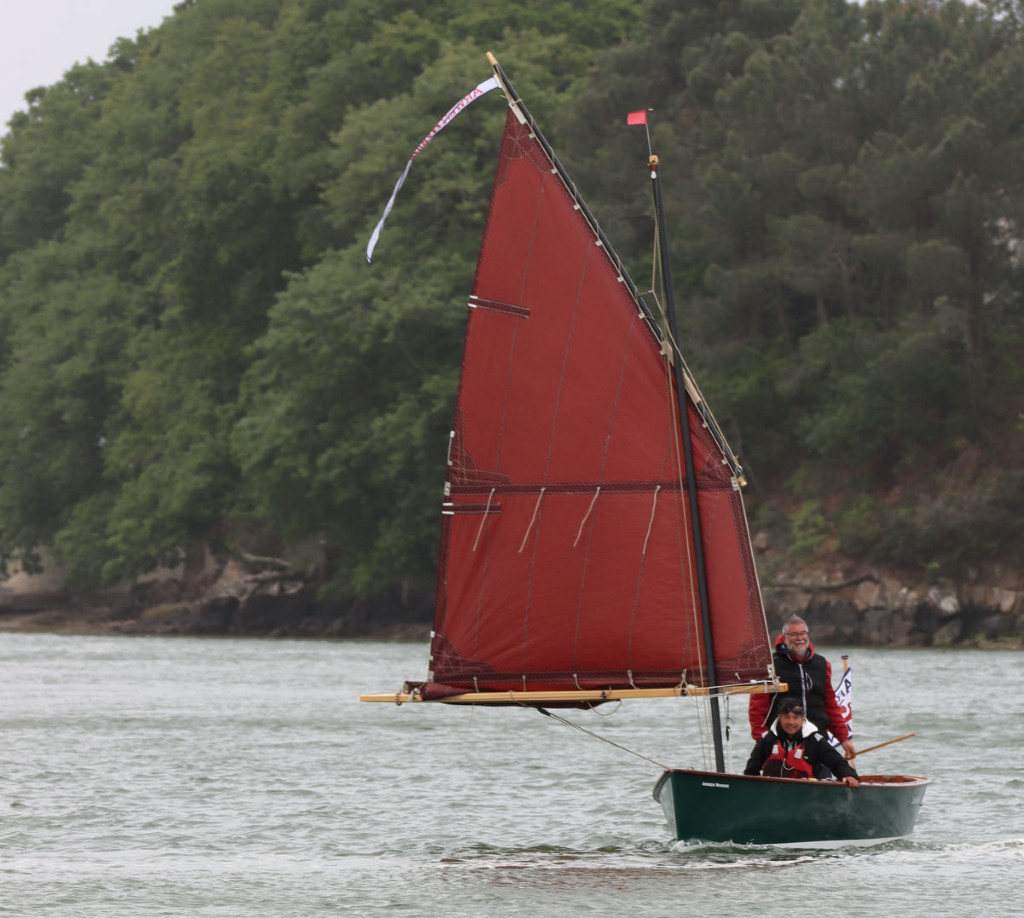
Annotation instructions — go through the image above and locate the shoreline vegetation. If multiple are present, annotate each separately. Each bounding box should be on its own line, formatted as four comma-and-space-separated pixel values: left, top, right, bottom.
1, 552, 1021, 649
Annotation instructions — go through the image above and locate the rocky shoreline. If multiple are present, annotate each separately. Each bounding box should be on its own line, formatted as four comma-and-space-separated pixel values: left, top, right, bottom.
1, 558, 1022, 649
0, 586, 433, 641
763, 569, 1024, 649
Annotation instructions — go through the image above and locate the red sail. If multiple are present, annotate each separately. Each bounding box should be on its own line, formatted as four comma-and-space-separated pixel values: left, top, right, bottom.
428, 112, 771, 694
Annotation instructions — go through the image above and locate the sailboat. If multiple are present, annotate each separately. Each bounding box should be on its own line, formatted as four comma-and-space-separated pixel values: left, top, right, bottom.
362, 54, 928, 847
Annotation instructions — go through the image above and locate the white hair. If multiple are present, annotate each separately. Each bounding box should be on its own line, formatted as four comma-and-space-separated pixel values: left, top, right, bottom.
782, 615, 807, 634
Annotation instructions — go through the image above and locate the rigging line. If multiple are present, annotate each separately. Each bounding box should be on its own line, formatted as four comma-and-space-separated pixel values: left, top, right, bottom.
471, 488, 496, 552
641, 485, 661, 556
724, 694, 734, 774
536, 707, 669, 770
658, 310, 744, 481
650, 217, 661, 302
518, 487, 545, 553
644, 208, 740, 481
694, 695, 715, 771
590, 698, 623, 718
572, 487, 601, 547
659, 329, 705, 689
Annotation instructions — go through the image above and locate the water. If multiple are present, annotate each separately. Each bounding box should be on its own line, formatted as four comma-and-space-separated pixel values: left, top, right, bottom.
0, 634, 1020, 917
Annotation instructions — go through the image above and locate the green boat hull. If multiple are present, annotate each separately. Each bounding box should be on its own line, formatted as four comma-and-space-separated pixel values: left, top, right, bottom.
654, 770, 929, 846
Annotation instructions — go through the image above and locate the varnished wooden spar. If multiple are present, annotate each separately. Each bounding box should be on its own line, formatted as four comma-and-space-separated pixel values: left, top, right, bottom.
360, 681, 787, 704
852, 732, 916, 757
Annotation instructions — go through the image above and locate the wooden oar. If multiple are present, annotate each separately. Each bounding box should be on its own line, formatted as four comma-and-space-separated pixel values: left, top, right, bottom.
848, 732, 915, 760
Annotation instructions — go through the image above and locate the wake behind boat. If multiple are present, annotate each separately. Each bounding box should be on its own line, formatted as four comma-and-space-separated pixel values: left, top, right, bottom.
361, 53, 928, 846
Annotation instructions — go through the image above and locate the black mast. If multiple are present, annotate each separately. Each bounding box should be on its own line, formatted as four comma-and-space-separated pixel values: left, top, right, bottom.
647, 152, 725, 773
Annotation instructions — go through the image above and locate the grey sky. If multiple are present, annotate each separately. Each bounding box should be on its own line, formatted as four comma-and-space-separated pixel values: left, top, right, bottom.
1, 0, 178, 132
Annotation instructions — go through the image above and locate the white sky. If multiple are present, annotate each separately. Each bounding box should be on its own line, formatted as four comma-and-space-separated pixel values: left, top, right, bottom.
0, 0, 179, 132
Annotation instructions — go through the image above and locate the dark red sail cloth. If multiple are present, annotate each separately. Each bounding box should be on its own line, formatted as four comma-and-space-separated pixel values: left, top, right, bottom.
427, 112, 771, 696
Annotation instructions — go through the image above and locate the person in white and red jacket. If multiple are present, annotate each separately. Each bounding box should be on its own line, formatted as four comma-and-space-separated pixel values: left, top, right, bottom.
744, 696, 859, 785
748, 616, 857, 759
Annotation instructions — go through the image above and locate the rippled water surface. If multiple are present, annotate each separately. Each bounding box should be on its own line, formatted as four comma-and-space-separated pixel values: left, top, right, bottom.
1, 635, 1021, 917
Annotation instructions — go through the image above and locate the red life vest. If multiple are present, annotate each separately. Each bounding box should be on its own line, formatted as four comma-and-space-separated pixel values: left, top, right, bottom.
763, 739, 815, 779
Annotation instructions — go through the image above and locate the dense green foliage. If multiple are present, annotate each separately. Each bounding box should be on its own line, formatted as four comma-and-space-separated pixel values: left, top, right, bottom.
0, 0, 1021, 599
568, 0, 1024, 575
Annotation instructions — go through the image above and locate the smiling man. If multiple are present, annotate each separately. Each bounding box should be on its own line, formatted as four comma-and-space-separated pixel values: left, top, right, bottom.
744, 696, 860, 786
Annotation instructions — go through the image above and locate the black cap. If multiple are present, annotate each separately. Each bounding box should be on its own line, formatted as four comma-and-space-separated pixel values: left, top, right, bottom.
778, 696, 805, 715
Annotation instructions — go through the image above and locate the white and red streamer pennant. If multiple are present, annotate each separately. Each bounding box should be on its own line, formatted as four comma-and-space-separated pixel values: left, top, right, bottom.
366, 76, 500, 263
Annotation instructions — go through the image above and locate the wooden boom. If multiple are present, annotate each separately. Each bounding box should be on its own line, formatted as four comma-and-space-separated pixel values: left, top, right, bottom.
360, 681, 787, 705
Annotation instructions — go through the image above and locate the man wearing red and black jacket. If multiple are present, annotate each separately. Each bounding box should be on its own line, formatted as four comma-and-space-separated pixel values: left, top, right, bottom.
748, 616, 857, 759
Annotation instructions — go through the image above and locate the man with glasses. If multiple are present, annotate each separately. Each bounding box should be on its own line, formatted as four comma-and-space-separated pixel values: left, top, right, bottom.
748, 616, 857, 762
